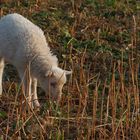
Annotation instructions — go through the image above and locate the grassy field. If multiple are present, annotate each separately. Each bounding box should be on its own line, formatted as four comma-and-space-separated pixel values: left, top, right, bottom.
0, 0, 139, 139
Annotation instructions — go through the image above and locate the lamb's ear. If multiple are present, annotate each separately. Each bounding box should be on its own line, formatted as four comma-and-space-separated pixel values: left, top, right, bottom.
45, 71, 53, 77
64, 70, 72, 75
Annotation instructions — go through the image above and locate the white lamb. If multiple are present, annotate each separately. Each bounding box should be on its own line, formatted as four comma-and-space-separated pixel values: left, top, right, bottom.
0, 13, 71, 108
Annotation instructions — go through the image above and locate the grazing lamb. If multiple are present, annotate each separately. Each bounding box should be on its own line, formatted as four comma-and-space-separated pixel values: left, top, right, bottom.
0, 13, 72, 108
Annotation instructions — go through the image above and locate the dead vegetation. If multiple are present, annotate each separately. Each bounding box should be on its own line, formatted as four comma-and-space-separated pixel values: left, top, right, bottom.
0, 0, 139, 139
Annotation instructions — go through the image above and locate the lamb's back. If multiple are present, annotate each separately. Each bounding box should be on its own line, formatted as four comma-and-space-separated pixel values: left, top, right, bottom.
0, 13, 49, 63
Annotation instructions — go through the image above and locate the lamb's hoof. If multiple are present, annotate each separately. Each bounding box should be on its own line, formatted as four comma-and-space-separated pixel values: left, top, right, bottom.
34, 106, 40, 112
34, 103, 41, 111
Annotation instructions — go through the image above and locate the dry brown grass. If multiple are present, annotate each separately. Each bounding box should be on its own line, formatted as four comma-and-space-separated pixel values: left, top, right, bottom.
0, 0, 139, 139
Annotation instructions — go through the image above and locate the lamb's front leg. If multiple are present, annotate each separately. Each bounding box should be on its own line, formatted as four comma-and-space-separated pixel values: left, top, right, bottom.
0, 58, 4, 96
31, 77, 40, 108
18, 68, 33, 109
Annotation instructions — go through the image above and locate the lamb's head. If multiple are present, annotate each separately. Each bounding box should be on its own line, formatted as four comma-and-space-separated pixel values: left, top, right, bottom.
40, 67, 72, 101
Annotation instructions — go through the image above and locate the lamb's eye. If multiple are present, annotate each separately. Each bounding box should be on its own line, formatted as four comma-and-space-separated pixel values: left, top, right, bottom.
51, 83, 56, 88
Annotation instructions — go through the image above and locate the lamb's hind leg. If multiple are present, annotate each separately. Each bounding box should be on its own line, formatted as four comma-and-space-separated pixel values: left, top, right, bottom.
0, 58, 4, 96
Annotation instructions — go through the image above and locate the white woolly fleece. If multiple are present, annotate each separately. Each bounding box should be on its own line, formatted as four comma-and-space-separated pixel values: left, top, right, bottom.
0, 13, 58, 78
0, 13, 71, 108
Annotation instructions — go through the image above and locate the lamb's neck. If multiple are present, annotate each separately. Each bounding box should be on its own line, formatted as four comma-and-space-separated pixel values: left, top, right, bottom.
30, 53, 58, 78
